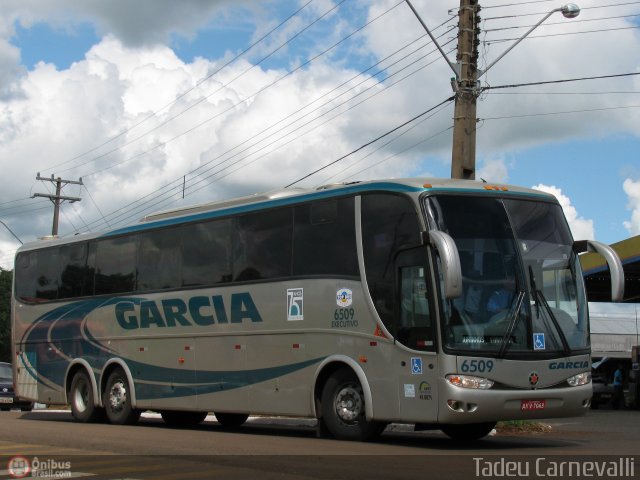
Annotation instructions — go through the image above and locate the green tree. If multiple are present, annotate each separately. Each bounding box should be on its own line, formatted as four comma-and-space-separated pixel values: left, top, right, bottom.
0, 268, 12, 362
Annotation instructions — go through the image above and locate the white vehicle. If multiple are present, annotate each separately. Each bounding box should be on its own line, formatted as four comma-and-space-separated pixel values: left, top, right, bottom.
11, 178, 624, 441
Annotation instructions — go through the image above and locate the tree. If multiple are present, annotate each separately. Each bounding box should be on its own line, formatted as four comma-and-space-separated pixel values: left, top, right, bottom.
0, 268, 12, 362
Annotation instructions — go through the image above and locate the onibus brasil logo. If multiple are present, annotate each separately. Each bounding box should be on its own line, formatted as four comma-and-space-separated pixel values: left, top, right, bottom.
8, 456, 72, 478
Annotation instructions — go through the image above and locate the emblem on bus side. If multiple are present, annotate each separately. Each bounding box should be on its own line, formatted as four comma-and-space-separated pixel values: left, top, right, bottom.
336, 288, 353, 307
287, 288, 304, 321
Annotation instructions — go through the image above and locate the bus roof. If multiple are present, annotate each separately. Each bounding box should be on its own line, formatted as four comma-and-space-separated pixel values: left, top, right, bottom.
15, 178, 556, 253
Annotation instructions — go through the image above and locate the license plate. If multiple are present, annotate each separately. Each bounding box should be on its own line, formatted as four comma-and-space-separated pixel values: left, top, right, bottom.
521, 399, 545, 411
0, 397, 13, 404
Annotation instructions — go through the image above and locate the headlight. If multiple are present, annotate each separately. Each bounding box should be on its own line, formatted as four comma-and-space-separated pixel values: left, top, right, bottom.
567, 371, 591, 387
446, 374, 494, 390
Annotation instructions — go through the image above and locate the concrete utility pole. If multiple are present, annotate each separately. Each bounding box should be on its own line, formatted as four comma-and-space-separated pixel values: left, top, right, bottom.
33, 173, 83, 236
450, 0, 481, 180
405, 1, 580, 181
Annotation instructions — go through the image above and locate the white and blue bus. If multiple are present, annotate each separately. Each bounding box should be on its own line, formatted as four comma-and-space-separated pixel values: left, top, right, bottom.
11, 178, 624, 441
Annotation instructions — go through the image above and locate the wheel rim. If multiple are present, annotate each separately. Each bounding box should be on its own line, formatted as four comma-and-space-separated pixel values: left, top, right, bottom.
73, 380, 89, 413
108, 380, 127, 413
334, 384, 363, 423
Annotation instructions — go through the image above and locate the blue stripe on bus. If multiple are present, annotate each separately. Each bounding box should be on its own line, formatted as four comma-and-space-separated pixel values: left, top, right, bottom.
21, 298, 325, 398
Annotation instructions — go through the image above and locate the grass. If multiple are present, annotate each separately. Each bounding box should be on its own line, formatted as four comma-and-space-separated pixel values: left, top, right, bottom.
495, 420, 552, 434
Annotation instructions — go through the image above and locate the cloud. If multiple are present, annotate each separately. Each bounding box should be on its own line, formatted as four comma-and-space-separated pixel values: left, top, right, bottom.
532, 184, 595, 240
477, 158, 509, 183
0, 33, 431, 269
623, 178, 640, 236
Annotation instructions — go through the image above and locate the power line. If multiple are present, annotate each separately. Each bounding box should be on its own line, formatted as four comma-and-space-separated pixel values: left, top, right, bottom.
284, 95, 455, 188
481, 72, 640, 91
70, 14, 455, 232
318, 101, 453, 185
484, 25, 640, 44
481, 104, 640, 121
74, 1, 404, 180
85, 41, 456, 231
483, 0, 553, 9
484, 1, 640, 21
483, 13, 640, 33
339, 125, 454, 182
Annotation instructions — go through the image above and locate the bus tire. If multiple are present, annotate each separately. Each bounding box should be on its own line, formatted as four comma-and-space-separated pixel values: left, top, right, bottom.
161, 410, 208, 427
103, 369, 140, 425
214, 412, 249, 427
320, 368, 386, 441
70, 371, 105, 423
440, 422, 496, 441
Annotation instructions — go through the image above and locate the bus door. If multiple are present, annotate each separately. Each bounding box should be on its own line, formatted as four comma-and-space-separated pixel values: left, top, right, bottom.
394, 248, 439, 422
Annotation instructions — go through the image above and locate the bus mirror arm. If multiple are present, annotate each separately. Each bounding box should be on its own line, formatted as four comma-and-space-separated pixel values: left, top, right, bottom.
574, 240, 625, 302
428, 230, 462, 299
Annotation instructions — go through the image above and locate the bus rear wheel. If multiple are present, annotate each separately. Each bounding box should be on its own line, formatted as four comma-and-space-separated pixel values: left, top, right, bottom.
103, 369, 140, 425
320, 368, 386, 441
440, 422, 496, 441
161, 410, 208, 427
214, 412, 249, 427
70, 370, 105, 423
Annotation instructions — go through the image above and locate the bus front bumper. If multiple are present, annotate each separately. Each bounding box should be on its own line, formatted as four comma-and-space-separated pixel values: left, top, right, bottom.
437, 381, 592, 424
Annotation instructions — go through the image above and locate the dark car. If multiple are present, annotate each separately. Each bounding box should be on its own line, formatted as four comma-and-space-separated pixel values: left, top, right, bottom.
0, 362, 34, 412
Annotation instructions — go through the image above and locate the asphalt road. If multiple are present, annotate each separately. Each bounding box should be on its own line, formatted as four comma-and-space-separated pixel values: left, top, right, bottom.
0, 409, 638, 479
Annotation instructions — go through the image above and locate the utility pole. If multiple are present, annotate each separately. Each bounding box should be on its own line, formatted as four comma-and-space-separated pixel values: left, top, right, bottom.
33, 173, 83, 236
450, 0, 481, 180
405, 1, 579, 181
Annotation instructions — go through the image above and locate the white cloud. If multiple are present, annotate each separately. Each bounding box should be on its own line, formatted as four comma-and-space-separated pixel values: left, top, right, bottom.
0, 34, 428, 270
532, 184, 595, 240
623, 178, 640, 236
477, 158, 509, 184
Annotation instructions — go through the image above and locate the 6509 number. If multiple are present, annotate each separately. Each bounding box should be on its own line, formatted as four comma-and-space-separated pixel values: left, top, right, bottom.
460, 359, 494, 373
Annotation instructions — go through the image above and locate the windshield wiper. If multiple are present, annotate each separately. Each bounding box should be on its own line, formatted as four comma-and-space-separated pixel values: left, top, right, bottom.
528, 266, 571, 356
497, 290, 525, 358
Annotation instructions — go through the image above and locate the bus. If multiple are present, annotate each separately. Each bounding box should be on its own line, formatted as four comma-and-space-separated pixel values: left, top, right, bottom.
11, 178, 625, 441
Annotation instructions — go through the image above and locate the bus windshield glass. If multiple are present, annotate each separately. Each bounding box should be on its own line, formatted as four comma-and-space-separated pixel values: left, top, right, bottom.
426, 195, 588, 356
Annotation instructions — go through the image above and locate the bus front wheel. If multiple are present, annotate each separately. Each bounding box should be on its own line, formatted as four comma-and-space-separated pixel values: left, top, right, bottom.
320, 368, 386, 441
70, 370, 105, 423
103, 369, 140, 425
440, 422, 496, 441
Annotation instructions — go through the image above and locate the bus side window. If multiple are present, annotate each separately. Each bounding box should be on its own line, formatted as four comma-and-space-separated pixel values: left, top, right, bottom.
293, 198, 358, 277
94, 236, 137, 295
59, 243, 88, 299
232, 208, 293, 281
361, 194, 421, 334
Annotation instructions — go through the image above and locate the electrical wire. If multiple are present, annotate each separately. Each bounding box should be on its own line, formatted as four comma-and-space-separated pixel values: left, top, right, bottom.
71, 17, 456, 232
284, 95, 455, 188
483, 13, 640, 33
483, 1, 640, 21
481, 72, 640, 91
484, 25, 640, 44
481, 104, 640, 121
73, 1, 405, 180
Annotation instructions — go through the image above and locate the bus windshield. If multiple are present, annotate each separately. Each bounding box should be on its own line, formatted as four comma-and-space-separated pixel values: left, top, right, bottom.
426, 195, 588, 357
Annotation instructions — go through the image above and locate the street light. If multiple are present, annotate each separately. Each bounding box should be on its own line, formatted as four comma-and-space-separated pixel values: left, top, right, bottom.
478, 3, 581, 78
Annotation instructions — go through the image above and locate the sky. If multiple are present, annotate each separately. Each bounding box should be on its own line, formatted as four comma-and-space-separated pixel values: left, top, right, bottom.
0, 0, 639, 269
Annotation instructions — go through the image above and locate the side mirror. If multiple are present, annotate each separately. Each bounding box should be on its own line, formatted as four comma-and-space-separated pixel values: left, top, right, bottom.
575, 240, 625, 302
428, 230, 462, 299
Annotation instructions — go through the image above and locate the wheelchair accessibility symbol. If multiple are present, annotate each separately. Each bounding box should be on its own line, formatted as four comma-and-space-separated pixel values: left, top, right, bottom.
533, 333, 546, 350
411, 357, 423, 375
